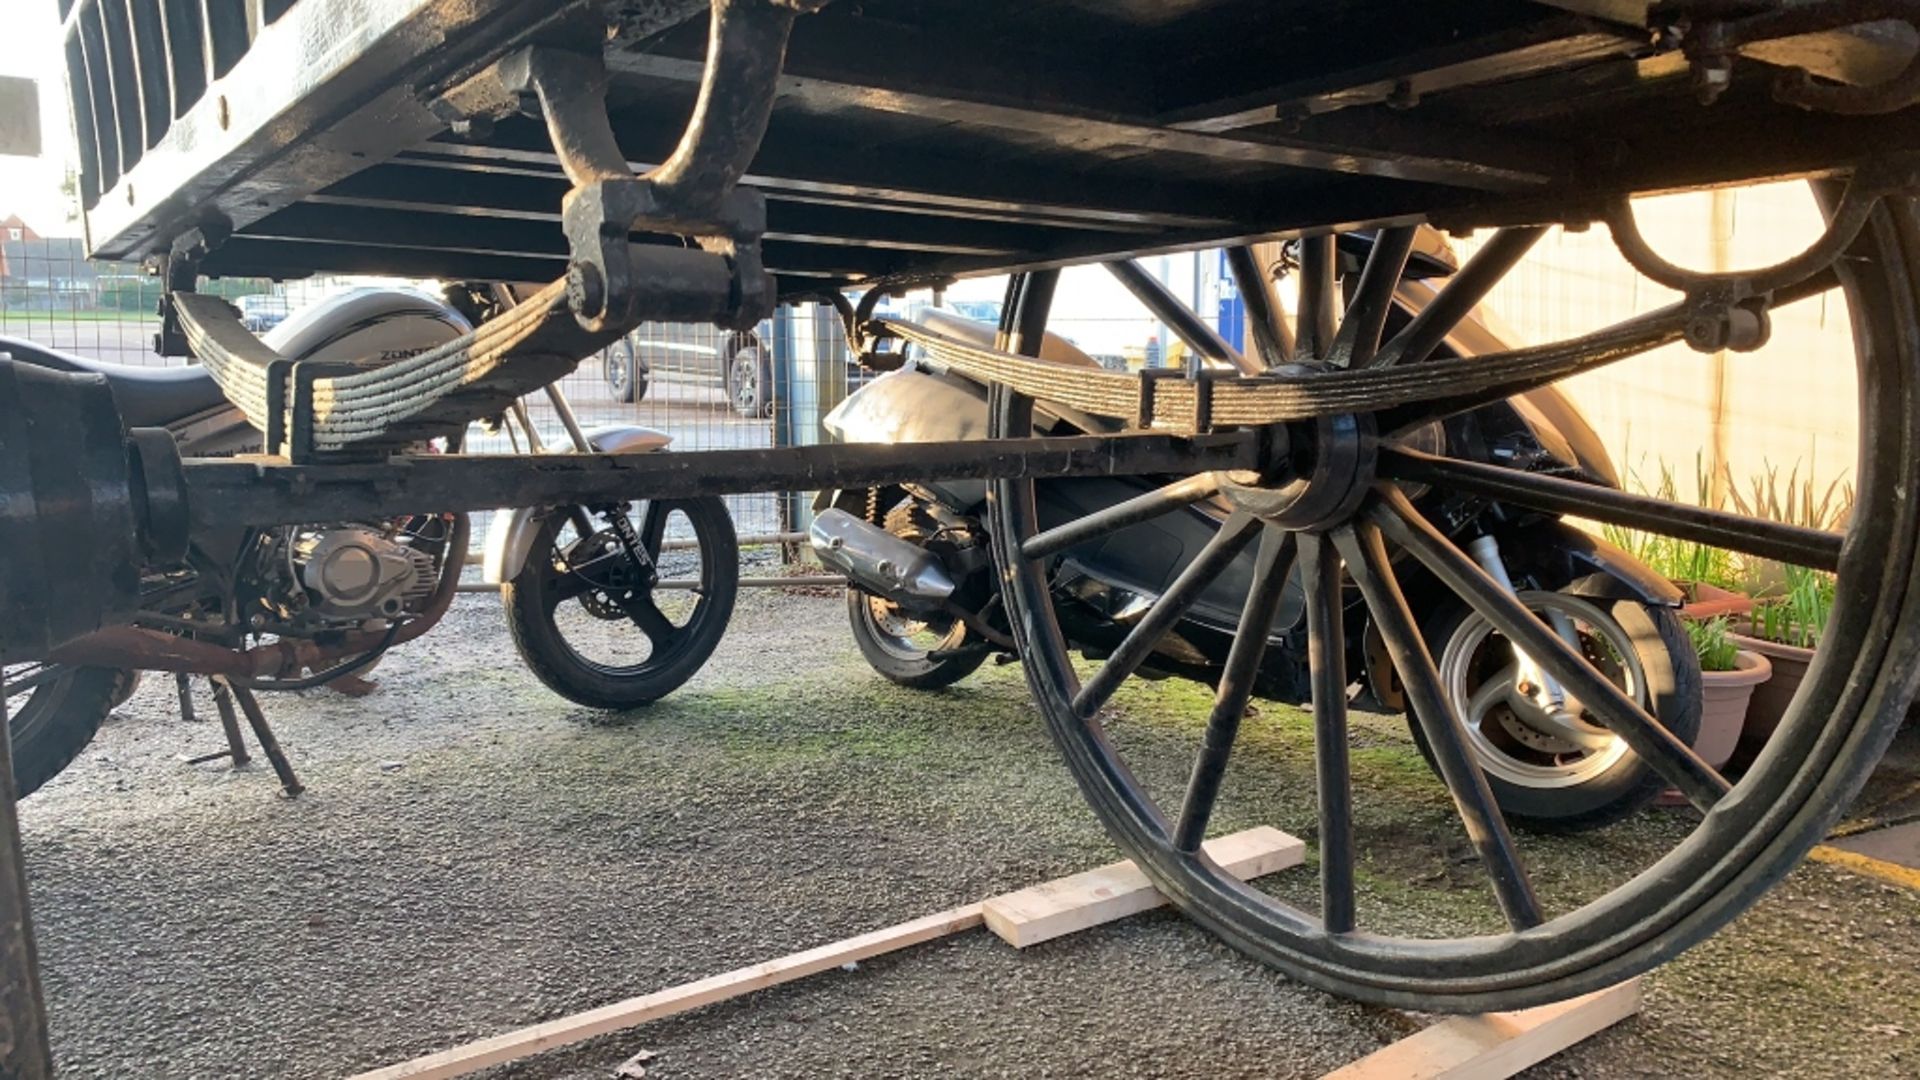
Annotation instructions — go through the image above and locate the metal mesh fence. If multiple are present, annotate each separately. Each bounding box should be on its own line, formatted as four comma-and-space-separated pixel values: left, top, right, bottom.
458, 315, 788, 570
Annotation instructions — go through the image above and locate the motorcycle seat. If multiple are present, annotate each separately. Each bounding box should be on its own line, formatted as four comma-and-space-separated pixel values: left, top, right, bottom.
0, 335, 231, 428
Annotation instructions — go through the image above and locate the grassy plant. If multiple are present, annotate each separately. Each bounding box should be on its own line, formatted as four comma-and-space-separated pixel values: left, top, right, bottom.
1601, 455, 1742, 590
1686, 616, 1743, 672
1747, 563, 1835, 649
1599, 454, 1846, 643
1722, 461, 1846, 647
1725, 462, 1854, 533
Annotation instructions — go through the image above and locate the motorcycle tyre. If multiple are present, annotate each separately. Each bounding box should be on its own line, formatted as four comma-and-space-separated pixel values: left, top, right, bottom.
7, 666, 124, 797
504, 498, 738, 710
845, 589, 990, 690
1407, 596, 1701, 832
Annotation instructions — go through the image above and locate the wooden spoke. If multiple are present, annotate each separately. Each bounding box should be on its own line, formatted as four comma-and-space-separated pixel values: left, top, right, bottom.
1072, 512, 1263, 719
1332, 521, 1544, 931
1105, 258, 1252, 373
1298, 531, 1357, 933
1328, 225, 1418, 369
1021, 475, 1222, 561
1173, 526, 1295, 851
1296, 234, 1338, 361
1226, 245, 1294, 368
1378, 446, 1842, 571
1370, 226, 1547, 369
1369, 488, 1731, 811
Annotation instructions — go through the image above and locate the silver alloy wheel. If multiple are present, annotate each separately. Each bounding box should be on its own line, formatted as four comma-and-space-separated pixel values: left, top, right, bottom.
1437, 590, 1640, 790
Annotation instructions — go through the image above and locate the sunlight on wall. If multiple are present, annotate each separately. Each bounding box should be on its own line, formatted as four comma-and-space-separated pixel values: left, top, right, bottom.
1457, 182, 1857, 506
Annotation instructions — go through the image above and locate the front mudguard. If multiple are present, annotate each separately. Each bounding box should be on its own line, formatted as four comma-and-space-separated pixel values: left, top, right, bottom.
482, 424, 672, 584
1509, 520, 1684, 607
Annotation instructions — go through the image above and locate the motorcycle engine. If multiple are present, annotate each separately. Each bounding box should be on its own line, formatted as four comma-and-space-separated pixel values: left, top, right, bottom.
290, 527, 438, 622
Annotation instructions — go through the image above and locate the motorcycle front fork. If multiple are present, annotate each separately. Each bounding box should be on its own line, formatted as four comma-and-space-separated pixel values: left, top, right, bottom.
1465, 534, 1583, 717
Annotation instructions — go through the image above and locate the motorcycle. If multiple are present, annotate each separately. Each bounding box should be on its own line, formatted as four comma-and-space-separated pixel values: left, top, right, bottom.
814, 242, 1700, 830
0, 285, 735, 796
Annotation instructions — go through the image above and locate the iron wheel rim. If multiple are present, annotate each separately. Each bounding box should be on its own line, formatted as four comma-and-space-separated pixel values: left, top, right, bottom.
984, 195, 1920, 1009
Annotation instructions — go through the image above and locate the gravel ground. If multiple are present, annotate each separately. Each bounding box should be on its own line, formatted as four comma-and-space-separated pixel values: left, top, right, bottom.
18, 589, 1920, 1079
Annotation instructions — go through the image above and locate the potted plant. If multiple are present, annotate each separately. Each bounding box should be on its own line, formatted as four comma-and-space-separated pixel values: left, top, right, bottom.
1722, 465, 1849, 768
1727, 563, 1833, 764
1686, 616, 1771, 770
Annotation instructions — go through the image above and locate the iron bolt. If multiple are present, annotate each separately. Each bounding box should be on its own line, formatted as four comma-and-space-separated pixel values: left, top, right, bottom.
1692, 57, 1733, 106
450, 115, 494, 141
1685, 314, 1729, 352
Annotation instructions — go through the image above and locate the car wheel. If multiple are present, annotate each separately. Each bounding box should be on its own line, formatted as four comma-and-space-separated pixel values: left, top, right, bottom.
605, 340, 647, 403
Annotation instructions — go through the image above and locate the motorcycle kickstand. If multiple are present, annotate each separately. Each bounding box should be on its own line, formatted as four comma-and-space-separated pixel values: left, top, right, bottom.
174, 672, 196, 724
184, 676, 252, 767
184, 677, 303, 797
206, 677, 253, 767
228, 684, 303, 797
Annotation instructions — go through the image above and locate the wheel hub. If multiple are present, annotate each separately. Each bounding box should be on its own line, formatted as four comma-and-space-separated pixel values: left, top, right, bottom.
1216, 371, 1377, 531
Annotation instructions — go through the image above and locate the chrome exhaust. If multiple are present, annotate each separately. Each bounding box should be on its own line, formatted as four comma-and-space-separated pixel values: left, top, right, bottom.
809, 509, 956, 612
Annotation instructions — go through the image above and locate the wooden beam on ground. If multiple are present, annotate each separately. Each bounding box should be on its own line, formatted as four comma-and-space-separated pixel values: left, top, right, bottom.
984, 825, 1306, 948
350, 827, 1297, 1079
350, 904, 985, 1080
1320, 979, 1643, 1080
351, 827, 1637, 1080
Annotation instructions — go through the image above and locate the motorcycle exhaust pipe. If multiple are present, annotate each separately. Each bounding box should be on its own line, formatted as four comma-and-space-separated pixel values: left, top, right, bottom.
48, 626, 284, 679
809, 509, 956, 613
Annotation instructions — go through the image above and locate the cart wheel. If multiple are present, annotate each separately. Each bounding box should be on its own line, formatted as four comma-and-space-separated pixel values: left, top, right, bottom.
985, 190, 1920, 1012
505, 497, 738, 709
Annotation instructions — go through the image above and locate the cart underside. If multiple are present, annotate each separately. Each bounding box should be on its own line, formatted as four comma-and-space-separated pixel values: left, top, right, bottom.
10, 1, 1920, 1066
64, 0, 1920, 292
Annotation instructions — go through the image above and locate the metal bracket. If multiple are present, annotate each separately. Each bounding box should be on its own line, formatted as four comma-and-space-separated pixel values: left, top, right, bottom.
287, 362, 364, 464
147, 219, 230, 358
1136, 367, 1183, 429
1135, 366, 1236, 432
1681, 283, 1772, 354
1682, 0, 1920, 113
488, 0, 821, 336
1604, 153, 1920, 352
263, 358, 293, 456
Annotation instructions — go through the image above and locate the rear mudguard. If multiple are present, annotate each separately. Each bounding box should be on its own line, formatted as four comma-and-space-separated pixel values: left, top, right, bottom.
482, 425, 673, 584
1506, 520, 1684, 607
